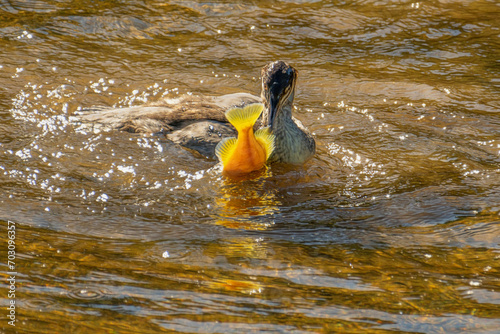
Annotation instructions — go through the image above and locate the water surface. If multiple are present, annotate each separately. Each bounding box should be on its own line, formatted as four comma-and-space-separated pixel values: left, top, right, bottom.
1, 0, 499, 333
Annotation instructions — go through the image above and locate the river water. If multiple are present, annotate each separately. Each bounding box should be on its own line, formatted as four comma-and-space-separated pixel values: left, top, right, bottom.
1, 0, 499, 333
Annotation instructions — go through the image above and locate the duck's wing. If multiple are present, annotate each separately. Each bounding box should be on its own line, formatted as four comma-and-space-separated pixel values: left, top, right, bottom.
76, 93, 260, 134
211, 93, 260, 110
76, 106, 179, 133
168, 120, 236, 159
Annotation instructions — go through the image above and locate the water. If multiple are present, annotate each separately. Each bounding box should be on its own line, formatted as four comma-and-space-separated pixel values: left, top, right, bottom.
1, 0, 499, 333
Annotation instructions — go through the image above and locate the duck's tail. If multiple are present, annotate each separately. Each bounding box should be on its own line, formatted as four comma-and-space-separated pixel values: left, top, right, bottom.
225, 103, 263, 132
254, 127, 275, 161
215, 103, 275, 165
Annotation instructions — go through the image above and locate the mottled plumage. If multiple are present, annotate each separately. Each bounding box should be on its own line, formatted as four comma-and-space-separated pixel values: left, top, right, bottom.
78, 61, 315, 164
260, 61, 316, 164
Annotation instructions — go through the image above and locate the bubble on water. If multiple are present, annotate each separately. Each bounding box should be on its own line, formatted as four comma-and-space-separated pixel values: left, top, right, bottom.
15, 148, 31, 160
68, 287, 106, 300
117, 165, 136, 176
469, 280, 481, 287
96, 193, 109, 202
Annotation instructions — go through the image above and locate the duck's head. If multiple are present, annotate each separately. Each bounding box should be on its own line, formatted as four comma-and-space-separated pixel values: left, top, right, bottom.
261, 61, 297, 129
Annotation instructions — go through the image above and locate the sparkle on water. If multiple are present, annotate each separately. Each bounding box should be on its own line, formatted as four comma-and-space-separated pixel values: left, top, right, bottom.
1, 0, 499, 333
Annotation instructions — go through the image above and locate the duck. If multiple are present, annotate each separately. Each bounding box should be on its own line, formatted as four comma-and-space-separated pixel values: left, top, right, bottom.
78, 60, 315, 164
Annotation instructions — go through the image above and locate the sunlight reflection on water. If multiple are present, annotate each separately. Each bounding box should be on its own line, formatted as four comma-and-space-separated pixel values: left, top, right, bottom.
1, 0, 500, 332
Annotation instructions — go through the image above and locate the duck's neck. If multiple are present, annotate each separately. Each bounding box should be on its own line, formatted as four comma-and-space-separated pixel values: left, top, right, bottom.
261, 96, 294, 129
265, 98, 315, 164
272, 101, 295, 132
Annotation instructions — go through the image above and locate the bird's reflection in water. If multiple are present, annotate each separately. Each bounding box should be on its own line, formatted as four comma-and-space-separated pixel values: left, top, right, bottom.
206, 277, 264, 295
203, 239, 267, 294
215, 168, 280, 231
203, 171, 279, 295
209, 164, 314, 295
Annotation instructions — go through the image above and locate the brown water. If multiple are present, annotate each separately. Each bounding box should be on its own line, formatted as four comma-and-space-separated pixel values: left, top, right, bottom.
1, 0, 500, 333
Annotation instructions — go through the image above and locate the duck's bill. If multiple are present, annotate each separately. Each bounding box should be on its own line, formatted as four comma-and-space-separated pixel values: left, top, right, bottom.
268, 95, 278, 129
